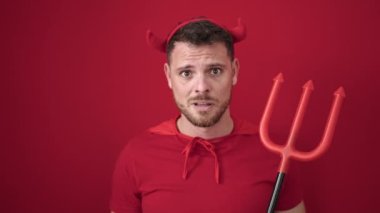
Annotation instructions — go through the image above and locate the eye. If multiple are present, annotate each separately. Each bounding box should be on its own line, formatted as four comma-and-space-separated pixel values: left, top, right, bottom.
210, 67, 222, 75
179, 70, 192, 78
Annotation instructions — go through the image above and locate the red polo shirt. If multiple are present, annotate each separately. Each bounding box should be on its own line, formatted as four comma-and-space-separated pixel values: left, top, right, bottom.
110, 118, 303, 213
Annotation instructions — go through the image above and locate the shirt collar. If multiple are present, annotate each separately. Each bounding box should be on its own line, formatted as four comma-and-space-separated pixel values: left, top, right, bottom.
148, 116, 258, 138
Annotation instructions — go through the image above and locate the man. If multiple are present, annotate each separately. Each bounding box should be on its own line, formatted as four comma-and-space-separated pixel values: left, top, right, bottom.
110, 17, 306, 213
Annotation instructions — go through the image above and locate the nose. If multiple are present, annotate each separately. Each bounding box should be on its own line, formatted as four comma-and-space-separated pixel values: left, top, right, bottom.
194, 74, 210, 93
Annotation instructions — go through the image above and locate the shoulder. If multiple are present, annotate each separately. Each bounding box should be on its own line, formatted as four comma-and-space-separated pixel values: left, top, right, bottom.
119, 118, 178, 158
231, 117, 259, 136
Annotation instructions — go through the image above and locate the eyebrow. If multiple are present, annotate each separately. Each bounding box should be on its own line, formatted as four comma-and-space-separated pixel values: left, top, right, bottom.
176, 65, 194, 71
175, 63, 226, 71
207, 63, 226, 68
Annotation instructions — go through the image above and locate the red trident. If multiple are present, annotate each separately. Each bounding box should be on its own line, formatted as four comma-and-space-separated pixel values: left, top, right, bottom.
259, 73, 346, 213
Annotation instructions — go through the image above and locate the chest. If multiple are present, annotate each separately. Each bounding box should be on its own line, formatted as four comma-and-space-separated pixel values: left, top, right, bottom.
134, 141, 279, 213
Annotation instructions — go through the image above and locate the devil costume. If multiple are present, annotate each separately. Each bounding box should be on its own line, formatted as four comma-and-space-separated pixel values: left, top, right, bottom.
110, 18, 303, 213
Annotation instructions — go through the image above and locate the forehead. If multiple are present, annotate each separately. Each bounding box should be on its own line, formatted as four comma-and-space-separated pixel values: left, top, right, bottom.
169, 42, 230, 66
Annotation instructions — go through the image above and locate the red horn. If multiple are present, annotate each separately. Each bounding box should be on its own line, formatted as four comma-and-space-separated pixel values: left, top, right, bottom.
146, 29, 167, 53
228, 18, 247, 43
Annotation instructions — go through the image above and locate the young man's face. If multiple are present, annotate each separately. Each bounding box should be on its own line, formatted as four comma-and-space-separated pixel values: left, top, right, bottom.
164, 42, 239, 127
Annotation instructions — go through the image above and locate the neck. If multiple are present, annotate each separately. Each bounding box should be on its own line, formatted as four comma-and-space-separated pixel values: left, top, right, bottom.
177, 109, 234, 140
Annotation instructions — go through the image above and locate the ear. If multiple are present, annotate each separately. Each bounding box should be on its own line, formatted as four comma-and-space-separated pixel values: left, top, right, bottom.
232, 58, 240, 85
164, 63, 172, 89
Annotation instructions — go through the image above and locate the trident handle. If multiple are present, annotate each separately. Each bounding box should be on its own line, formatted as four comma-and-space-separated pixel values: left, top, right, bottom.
267, 172, 285, 213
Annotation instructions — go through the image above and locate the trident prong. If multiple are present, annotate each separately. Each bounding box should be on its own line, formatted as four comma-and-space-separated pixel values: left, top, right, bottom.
259, 73, 345, 213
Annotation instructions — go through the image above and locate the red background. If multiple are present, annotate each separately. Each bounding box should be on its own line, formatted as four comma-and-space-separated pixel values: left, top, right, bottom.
2, 0, 379, 212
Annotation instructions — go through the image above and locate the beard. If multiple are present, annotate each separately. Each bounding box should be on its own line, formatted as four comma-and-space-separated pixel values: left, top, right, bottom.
175, 93, 231, 128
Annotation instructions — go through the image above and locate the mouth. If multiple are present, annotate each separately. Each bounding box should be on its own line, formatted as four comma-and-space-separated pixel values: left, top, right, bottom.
191, 101, 214, 111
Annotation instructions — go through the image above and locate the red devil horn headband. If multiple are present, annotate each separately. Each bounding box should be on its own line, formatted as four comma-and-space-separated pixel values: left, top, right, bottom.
146, 18, 247, 53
